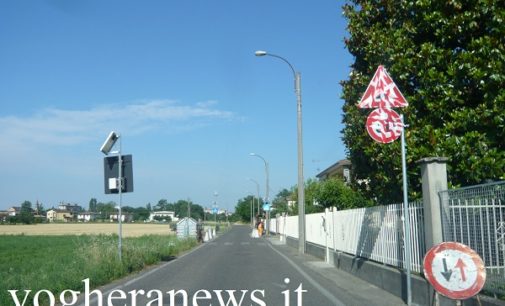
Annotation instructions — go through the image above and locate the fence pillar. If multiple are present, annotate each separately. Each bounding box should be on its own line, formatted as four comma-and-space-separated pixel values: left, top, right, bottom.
417, 157, 449, 249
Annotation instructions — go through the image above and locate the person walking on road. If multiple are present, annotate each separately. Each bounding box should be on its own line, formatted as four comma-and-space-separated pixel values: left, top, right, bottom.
257, 220, 264, 237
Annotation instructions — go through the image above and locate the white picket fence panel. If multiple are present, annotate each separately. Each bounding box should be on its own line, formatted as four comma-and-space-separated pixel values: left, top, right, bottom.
270, 201, 425, 272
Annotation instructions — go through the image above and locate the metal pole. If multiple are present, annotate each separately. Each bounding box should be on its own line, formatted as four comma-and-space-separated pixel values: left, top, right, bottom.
401, 115, 412, 305
256, 185, 260, 216
296, 71, 305, 254
250, 155, 269, 235
187, 199, 191, 237
251, 196, 253, 227
249, 178, 261, 216
265, 160, 270, 236
118, 135, 123, 261
255, 51, 305, 251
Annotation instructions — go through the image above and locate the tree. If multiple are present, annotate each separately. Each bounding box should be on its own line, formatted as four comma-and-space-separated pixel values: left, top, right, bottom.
88, 198, 97, 212
272, 189, 293, 215
290, 179, 325, 214
133, 207, 150, 221
233, 196, 255, 223
341, 1, 505, 203
19, 201, 34, 224
146, 203, 152, 212
315, 178, 372, 210
34, 201, 44, 215
95, 201, 116, 219
155, 199, 170, 211
170, 199, 204, 220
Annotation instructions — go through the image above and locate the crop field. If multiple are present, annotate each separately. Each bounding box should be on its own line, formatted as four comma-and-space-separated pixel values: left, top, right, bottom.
0, 222, 172, 236
0, 233, 197, 306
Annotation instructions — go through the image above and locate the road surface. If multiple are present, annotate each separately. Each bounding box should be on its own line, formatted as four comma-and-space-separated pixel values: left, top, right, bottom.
77, 225, 405, 306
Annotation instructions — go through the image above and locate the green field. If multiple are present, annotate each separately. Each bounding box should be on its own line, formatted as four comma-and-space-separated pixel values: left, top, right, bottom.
0, 234, 197, 306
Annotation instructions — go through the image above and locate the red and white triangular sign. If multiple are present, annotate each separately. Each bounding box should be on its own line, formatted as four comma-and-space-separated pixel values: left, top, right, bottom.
358, 65, 408, 109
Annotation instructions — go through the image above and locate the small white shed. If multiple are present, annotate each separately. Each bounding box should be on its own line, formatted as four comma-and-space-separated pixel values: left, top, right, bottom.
176, 217, 197, 239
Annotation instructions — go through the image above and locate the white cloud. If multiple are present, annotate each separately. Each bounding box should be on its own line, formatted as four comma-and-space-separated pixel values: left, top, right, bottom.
0, 99, 236, 151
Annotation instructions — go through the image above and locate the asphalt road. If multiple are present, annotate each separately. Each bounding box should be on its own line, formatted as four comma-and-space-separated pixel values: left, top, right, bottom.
76, 225, 405, 306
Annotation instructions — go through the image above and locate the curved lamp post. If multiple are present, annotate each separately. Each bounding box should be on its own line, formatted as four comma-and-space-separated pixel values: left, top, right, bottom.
249, 152, 271, 236
255, 50, 305, 254
248, 177, 261, 216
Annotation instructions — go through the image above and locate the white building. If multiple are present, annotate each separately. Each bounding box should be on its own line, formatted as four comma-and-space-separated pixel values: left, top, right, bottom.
77, 212, 100, 222
149, 211, 178, 222
109, 213, 133, 222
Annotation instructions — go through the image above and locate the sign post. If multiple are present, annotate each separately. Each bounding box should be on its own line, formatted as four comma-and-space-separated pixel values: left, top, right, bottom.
100, 132, 134, 262
424, 242, 486, 300
358, 65, 412, 305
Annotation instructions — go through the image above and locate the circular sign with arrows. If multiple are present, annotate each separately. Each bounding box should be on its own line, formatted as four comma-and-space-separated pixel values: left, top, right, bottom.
423, 242, 486, 300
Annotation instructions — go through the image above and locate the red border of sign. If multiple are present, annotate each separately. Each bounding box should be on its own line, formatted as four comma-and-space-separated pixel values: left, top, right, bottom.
423, 242, 486, 300
365, 108, 402, 144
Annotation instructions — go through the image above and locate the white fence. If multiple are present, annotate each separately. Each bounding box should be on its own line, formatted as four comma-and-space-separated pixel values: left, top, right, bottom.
271, 201, 426, 273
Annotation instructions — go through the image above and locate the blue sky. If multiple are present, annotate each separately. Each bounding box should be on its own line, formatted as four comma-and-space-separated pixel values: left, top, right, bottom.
0, 0, 353, 212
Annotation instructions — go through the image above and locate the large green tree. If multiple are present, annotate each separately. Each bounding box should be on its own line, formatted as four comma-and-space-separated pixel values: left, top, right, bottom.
316, 178, 372, 209
19, 201, 34, 224
341, 0, 505, 203
233, 195, 256, 223
88, 198, 97, 212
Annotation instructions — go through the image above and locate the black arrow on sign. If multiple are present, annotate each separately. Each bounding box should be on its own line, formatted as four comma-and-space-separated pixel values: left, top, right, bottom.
440, 258, 453, 281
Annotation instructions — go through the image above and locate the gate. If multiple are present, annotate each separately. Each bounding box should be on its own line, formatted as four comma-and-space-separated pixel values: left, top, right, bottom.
439, 181, 505, 296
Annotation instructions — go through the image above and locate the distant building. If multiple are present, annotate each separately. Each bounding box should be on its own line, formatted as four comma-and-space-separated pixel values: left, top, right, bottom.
204, 208, 229, 215
316, 159, 352, 183
109, 213, 133, 223
149, 211, 178, 222
58, 203, 83, 213
7, 207, 21, 217
46, 209, 74, 222
77, 212, 100, 222
287, 200, 296, 208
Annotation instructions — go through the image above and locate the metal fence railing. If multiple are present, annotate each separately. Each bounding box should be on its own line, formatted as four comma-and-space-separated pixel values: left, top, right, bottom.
439, 181, 505, 297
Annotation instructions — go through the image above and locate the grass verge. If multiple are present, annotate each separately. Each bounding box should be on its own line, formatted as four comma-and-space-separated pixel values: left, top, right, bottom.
0, 234, 197, 306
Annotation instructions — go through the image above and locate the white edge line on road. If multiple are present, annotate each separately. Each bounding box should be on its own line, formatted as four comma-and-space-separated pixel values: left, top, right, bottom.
123, 242, 207, 287
77, 241, 208, 306
267, 242, 346, 306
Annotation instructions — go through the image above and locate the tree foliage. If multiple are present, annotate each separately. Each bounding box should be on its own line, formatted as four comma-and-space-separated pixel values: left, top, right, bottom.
341, 0, 505, 203
286, 178, 370, 214
88, 198, 97, 212
19, 201, 34, 224
232, 195, 257, 223
316, 178, 372, 209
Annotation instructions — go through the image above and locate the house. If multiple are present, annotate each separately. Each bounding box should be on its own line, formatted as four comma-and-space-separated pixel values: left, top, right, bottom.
77, 212, 100, 222
7, 207, 21, 217
149, 211, 178, 222
58, 203, 83, 213
316, 159, 352, 183
46, 209, 74, 222
109, 213, 133, 223
287, 200, 296, 208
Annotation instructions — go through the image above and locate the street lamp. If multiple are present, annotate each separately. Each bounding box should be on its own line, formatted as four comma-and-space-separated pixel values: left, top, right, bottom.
248, 178, 261, 216
255, 50, 305, 254
249, 152, 270, 236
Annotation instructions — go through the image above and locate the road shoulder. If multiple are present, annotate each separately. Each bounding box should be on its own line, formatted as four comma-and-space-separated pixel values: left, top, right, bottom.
266, 236, 406, 306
